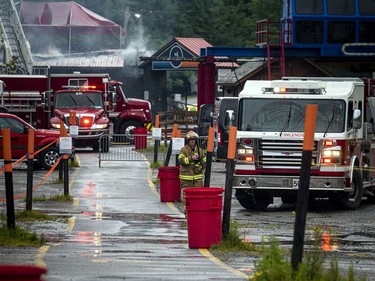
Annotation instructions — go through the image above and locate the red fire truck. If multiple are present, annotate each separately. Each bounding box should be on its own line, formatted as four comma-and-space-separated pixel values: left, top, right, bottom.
232, 77, 375, 211
0, 73, 152, 151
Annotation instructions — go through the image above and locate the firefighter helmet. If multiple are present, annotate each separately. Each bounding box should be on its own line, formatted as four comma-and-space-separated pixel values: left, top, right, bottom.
186, 130, 199, 140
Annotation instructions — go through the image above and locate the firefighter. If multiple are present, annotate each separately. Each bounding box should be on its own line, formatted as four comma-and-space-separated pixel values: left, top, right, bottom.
178, 130, 206, 189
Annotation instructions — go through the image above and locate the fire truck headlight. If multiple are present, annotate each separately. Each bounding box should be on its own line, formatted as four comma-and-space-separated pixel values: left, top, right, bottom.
237, 146, 254, 163
51, 123, 61, 129
322, 146, 342, 164
93, 124, 108, 129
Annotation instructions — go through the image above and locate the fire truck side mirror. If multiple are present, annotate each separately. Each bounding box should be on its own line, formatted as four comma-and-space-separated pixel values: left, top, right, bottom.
353, 109, 362, 129
41, 92, 46, 109
224, 110, 235, 130
112, 92, 117, 108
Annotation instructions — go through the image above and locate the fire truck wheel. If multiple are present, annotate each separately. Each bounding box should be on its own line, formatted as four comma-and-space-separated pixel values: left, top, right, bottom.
235, 189, 272, 211
39, 146, 59, 170
120, 121, 140, 144
280, 195, 296, 205
339, 169, 363, 210
235, 189, 256, 210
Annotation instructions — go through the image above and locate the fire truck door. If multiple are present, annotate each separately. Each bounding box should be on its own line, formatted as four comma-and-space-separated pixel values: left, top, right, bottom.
0, 116, 29, 159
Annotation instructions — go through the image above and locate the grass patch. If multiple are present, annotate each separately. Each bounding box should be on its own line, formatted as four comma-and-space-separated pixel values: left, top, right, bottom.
252, 231, 367, 281
50, 177, 63, 184
0, 225, 45, 247
149, 161, 164, 169
49, 194, 72, 201
69, 159, 80, 167
33, 194, 72, 201
211, 220, 256, 253
15, 211, 55, 222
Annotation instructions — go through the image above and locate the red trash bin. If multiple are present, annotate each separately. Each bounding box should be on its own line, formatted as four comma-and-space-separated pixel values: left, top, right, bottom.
134, 127, 147, 149
0, 264, 47, 280
158, 166, 181, 202
183, 187, 224, 248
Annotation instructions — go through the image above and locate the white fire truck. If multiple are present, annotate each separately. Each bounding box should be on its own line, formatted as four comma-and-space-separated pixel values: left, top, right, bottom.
232, 77, 375, 210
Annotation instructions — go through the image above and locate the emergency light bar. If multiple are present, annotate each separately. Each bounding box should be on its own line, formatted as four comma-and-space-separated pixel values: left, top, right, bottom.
61, 85, 97, 90
261, 87, 323, 94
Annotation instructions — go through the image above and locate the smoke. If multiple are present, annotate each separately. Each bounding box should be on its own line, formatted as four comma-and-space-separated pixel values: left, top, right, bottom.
122, 13, 155, 66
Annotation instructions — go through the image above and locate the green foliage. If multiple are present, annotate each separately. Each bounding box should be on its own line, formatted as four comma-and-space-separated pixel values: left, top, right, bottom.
211, 220, 255, 252
0, 226, 44, 247
15, 211, 55, 222
252, 234, 367, 281
149, 161, 164, 169
49, 194, 72, 201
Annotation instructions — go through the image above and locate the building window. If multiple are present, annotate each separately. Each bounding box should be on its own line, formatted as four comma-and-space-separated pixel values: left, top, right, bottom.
327, 0, 355, 15
359, 21, 375, 42
295, 0, 323, 15
359, 0, 375, 15
328, 21, 355, 44
296, 21, 324, 44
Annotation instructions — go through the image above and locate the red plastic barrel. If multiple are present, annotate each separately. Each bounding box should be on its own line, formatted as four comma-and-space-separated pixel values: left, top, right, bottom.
183, 187, 224, 248
134, 127, 147, 149
0, 265, 47, 280
158, 166, 181, 202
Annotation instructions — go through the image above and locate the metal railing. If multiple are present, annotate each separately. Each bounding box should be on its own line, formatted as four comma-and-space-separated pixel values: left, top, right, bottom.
98, 134, 167, 167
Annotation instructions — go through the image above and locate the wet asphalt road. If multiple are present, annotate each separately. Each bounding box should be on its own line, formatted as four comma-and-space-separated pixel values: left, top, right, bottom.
0, 150, 250, 280
2, 148, 375, 280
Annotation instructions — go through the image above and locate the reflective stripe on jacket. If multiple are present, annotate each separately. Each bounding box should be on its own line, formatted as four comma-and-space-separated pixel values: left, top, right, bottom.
178, 144, 206, 181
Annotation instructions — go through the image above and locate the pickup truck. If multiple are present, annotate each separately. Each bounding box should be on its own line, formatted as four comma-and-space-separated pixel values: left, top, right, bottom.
0, 113, 63, 169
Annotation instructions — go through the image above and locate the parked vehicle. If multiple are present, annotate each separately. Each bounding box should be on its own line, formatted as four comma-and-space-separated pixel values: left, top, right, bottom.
232, 77, 375, 210
0, 73, 152, 150
0, 113, 61, 169
212, 97, 238, 160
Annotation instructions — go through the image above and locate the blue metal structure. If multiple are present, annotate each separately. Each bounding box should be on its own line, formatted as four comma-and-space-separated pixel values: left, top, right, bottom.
197, 0, 375, 105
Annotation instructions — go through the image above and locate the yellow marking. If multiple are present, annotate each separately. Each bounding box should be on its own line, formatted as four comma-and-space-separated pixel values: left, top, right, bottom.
67, 216, 76, 233
166, 202, 183, 215
199, 248, 250, 279
73, 198, 79, 207
35, 245, 50, 268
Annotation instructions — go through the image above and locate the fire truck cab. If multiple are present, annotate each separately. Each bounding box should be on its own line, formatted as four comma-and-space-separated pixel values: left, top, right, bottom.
233, 77, 375, 210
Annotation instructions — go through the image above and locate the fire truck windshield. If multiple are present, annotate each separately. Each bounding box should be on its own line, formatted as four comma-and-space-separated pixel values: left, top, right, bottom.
55, 92, 103, 109
239, 98, 345, 133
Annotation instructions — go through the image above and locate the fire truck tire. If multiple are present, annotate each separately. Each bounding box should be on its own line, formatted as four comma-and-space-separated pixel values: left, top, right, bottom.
281, 195, 296, 205
235, 189, 256, 210
235, 189, 272, 211
339, 170, 363, 210
39, 146, 59, 170
120, 121, 140, 143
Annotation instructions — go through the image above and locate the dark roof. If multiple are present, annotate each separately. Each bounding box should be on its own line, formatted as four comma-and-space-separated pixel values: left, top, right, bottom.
140, 37, 238, 69
217, 59, 266, 85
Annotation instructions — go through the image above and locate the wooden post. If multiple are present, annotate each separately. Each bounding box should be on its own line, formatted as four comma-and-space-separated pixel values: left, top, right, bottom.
26, 128, 34, 211
153, 115, 160, 163
222, 126, 237, 238
291, 104, 318, 270
3, 128, 15, 230
204, 127, 215, 187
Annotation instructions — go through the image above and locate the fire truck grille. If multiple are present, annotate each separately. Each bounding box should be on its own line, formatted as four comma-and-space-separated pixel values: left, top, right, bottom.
257, 139, 318, 168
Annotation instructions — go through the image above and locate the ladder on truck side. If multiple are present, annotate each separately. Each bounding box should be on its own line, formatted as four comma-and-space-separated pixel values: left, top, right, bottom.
256, 19, 292, 80
0, 0, 33, 74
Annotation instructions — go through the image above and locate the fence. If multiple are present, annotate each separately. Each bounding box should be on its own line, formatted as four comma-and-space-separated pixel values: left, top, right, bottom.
98, 134, 167, 167
98, 133, 208, 167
